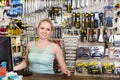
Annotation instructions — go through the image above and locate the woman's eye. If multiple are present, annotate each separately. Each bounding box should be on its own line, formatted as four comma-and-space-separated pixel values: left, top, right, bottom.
47, 29, 50, 31
40, 27, 44, 29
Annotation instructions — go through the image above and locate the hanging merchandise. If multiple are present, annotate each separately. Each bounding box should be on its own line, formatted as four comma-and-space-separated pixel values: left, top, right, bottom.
76, 46, 90, 59
4, 0, 10, 6
81, 13, 85, 28
0, 0, 5, 6
99, 12, 104, 26
114, 61, 120, 74
113, 35, 120, 46
107, 47, 120, 60
7, 18, 22, 35
76, 0, 80, 9
67, 0, 72, 13
92, 29, 97, 42
88, 28, 93, 42
88, 61, 102, 74
76, 61, 88, 74
6, 0, 23, 17
109, 29, 114, 42
85, 13, 90, 28
72, 12, 76, 27
90, 12, 94, 28
75, 12, 80, 29
94, 12, 99, 28
103, 27, 109, 42
102, 62, 114, 74
80, 28, 87, 42
71, 0, 76, 10
104, 6, 114, 28
98, 27, 104, 42
90, 46, 105, 58
81, 0, 84, 8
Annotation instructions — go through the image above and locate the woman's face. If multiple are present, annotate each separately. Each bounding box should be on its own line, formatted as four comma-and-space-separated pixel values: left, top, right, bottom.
38, 21, 52, 39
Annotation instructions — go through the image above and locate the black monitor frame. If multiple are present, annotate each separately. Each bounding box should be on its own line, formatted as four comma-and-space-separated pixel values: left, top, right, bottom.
0, 36, 13, 71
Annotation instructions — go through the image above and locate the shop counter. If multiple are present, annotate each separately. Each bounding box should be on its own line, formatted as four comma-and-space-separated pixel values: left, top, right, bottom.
23, 73, 119, 80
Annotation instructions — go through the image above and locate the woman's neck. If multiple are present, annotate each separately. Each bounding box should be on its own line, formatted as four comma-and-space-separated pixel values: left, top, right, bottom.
37, 39, 50, 44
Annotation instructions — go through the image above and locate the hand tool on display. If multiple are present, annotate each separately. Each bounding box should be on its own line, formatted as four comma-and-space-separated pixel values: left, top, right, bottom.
88, 61, 103, 74
81, 28, 87, 42
109, 29, 114, 42
102, 62, 114, 74
85, 13, 90, 28
75, 13, 80, 29
46, 0, 49, 7
105, 0, 108, 5
72, 12, 76, 27
74, 29, 79, 36
25, 0, 28, 14
100, 0, 104, 4
34, 0, 39, 11
98, 27, 104, 42
31, 0, 33, 12
94, 12, 99, 28
108, 0, 114, 5
71, 0, 76, 9
104, 6, 114, 27
57, 26, 62, 38
54, 0, 56, 7
77, 46, 91, 59
76, 0, 80, 9
67, 0, 72, 13
103, 27, 109, 42
81, 13, 85, 28
99, 12, 104, 26
85, 0, 89, 7
91, 0, 94, 7
90, 12, 94, 28
94, 0, 99, 5
81, 0, 85, 8
92, 29, 97, 42
49, 0, 52, 7
28, 0, 31, 14
88, 28, 93, 42
44, 0, 47, 8
76, 61, 88, 73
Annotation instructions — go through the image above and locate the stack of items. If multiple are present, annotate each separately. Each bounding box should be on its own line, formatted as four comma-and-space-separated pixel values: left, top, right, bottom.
63, 36, 79, 73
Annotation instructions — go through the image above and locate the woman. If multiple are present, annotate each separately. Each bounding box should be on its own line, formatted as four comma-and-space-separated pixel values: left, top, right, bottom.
14, 18, 71, 77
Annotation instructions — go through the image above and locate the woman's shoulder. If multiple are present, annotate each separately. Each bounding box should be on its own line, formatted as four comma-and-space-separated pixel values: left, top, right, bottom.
52, 42, 61, 52
27, 41, 35, 48
52, 42, 60, 48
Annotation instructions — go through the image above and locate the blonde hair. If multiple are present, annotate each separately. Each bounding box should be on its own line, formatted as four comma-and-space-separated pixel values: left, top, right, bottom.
38, 18, 53, 30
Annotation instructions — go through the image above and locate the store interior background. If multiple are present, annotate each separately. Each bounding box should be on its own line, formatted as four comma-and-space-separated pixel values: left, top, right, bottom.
0, 0, 120, 78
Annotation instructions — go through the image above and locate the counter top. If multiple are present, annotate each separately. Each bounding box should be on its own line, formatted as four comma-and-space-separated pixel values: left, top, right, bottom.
23, 73, 120, 80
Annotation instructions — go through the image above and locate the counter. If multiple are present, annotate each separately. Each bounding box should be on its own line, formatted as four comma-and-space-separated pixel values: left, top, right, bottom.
23, 73, 120, 80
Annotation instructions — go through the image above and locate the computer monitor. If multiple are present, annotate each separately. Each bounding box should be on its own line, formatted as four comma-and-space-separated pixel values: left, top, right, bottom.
0, 36, 13, 71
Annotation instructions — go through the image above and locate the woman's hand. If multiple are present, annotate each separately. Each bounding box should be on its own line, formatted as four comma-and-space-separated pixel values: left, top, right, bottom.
62, 69, 71, 77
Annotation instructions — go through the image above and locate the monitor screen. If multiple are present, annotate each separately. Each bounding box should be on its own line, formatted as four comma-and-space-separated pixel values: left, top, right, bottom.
0, 36, 13, 71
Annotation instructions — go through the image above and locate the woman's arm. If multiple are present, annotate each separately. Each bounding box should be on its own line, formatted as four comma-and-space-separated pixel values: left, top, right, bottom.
53, 43, 71, 77
14, 42, 32, 71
